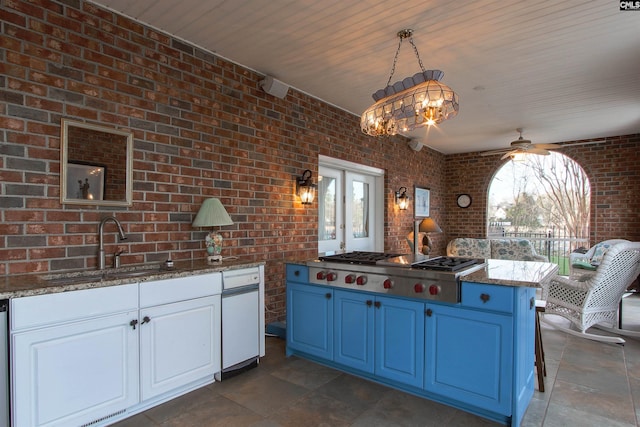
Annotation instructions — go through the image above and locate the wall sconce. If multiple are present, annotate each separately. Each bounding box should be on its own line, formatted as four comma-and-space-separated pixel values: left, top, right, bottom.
296, 169, 317, 205
395, 187, 409, 210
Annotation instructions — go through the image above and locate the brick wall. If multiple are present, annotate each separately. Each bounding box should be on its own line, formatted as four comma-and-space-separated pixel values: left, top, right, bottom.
0, 0, 440, 323
444, 135, 640, 244
1, 1, 638, 325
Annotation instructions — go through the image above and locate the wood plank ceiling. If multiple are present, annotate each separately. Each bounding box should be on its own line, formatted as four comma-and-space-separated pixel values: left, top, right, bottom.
90, 0, 640, 154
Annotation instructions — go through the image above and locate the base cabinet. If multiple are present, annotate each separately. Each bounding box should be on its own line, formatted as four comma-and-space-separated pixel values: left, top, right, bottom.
286, 263, 537, 426
11, 272, 224, 427
334, 290, 424, 388
286, 280, 333, 359
10, 284, 140, 427
424, 304, 512, 415
12, 311, 139, 427
140, 295, 221, 400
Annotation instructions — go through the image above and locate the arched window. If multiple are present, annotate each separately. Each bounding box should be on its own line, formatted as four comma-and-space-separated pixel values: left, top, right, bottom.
487, 152, 590, 274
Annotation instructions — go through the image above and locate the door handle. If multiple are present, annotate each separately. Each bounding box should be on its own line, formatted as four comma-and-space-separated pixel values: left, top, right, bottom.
141, 316, 151, 325
129, 319, 138, 330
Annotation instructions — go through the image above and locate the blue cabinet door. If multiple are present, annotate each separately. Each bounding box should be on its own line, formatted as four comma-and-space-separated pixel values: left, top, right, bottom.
286, 282, 333, 359
424, 303, 513, 415
375, 296, 425, 388
334, 290, 375, 373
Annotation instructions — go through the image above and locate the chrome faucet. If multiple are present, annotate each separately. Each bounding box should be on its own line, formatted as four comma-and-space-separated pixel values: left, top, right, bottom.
98, 216, 127, 270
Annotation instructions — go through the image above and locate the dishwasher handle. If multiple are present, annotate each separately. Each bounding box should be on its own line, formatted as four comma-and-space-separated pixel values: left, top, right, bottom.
222, 283, 259, 297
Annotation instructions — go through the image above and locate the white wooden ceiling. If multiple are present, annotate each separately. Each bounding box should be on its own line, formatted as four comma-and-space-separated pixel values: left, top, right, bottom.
91, 0, 640, 154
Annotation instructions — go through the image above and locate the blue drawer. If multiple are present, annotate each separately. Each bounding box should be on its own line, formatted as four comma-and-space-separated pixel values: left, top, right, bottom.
461, 282, 514, 313
286, 263, 308, 283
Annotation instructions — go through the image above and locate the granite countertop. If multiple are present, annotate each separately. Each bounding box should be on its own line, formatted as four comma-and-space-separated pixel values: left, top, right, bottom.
0, 258, 265, 299
461, 259, 559, 287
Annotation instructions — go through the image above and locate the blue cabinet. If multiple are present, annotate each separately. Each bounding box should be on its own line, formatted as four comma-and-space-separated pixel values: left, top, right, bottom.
334, 290, 374, 372
374, 295, 424, 388
334, 290, 424, 388
286, 268, 333, 360
424, 304, 512, 415
285, 263, 537, 426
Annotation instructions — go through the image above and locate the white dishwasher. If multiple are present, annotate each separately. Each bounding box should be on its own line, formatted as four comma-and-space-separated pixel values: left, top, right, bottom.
215, 266, 265, 380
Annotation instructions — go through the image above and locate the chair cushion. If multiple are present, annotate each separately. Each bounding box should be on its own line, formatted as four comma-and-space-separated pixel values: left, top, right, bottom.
571, 257, 597, 271
447, 238, 491, 258
491, 239, 539, 261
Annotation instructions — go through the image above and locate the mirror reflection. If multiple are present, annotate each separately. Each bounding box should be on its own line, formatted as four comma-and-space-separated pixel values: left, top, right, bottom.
60, 119, 133, 207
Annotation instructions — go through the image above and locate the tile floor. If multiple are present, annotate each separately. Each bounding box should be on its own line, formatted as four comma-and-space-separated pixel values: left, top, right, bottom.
112, 293, 640, 427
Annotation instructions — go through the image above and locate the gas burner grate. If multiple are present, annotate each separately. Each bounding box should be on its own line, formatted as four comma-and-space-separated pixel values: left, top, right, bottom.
412, 256, 482, 272
318, 251, 403, 265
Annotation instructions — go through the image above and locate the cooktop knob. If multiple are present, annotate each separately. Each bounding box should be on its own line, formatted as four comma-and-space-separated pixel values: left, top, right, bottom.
356, 275, 367, 285
429, 284, 440, 296
345, 274, 356, 284
383, 279, 393, 289
326, 272, 338, 282
316, 271, 326, 280
414, 283, 425, 293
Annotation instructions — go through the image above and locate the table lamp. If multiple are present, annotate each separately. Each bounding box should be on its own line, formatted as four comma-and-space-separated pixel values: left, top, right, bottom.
192, 198, 233, 262
408, 217, 443, 255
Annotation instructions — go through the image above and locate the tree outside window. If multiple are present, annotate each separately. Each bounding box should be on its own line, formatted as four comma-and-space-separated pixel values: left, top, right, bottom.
488, 152, 590, 274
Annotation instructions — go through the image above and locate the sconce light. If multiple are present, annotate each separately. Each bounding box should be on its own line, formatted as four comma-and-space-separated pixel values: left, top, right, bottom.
395, 187, 409, 210
296, 169, 317, 205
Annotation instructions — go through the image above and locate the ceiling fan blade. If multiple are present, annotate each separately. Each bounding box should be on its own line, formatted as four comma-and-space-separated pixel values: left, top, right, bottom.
500, 150, 519, 160
527, 148, 551, 155
532, 143, 561, 149
480, 148, 511, 156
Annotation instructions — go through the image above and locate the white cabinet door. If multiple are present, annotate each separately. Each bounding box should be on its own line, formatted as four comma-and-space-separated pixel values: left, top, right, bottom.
11, 311, 139, 427
139, 295, 221, 400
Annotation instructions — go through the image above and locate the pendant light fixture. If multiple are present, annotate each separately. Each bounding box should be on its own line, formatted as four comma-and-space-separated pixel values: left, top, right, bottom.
360, 29, 459, 137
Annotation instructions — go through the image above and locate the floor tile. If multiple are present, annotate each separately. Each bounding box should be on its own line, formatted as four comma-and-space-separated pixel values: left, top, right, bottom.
110, 294, 640, 427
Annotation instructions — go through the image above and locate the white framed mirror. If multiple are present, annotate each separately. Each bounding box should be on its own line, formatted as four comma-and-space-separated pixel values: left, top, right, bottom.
60, 119, 133, 207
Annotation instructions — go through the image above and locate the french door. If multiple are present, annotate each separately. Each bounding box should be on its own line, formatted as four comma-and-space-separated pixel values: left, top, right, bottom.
318, 157, 383, 254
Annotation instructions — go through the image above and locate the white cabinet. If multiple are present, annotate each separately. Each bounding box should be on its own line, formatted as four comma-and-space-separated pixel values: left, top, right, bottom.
11, 284, 139, 427
10, 271, 224, 427
138, 274, 221, 400
140, 296, 220, 400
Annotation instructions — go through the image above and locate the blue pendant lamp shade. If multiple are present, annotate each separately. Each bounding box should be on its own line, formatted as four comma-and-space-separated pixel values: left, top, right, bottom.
192, 198, 233, 262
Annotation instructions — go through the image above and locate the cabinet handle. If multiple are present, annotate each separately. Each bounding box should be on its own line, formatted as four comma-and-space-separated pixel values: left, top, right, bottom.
530, 297, 535, 310
129, 319, 138, 330
141, 316, 151, 325
366, 300, 372, 306
325, 293, 332, 299
480, 293, 490, 303
425, 308, 433, 317
294, 270, 300, 276
374, 301, 381, 308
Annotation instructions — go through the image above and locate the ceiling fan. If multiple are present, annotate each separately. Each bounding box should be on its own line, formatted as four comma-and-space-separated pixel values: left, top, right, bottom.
480, 128, 562, 160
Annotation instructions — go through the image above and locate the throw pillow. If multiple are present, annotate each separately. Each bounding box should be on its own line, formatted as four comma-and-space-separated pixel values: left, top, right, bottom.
590, 243, 612, 265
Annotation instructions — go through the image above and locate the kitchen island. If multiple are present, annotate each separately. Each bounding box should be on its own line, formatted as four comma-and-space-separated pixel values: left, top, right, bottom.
286, 258, 558, 426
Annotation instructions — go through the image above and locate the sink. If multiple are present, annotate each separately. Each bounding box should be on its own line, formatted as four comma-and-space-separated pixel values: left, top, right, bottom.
44, 266, 167, 286
104, 269, 160, 279
44, 275, 102, 286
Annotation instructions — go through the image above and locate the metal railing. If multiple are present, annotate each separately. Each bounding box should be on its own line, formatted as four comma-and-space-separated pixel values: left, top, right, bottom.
488, 224, 590, 275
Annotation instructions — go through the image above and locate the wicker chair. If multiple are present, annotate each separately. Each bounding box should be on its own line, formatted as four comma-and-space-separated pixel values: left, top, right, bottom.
543, 241, 640, 344
568, 239, 629, 280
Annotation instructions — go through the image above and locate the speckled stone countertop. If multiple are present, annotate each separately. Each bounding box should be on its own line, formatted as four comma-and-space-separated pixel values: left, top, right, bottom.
0, 258, 265, 299
461, 259, 559, 287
